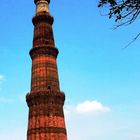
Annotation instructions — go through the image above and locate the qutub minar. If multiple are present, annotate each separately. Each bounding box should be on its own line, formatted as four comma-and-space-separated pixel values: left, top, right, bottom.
26, 0, 68, 139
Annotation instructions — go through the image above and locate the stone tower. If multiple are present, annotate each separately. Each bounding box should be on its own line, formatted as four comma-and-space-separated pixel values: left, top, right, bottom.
26, 0, 67, 139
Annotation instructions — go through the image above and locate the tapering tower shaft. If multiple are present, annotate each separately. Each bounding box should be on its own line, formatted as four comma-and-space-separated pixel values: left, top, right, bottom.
26, 0, 67, 139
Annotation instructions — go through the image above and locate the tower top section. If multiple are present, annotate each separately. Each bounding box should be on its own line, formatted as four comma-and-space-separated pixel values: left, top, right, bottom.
34, 0, 50, 4
35, 0, 50, 14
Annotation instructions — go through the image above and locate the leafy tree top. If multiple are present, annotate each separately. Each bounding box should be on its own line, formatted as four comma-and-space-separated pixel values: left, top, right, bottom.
98, 0, 140, 27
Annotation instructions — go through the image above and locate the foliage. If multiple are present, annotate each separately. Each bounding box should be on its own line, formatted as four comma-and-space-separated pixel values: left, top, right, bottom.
98, 0, 140, 27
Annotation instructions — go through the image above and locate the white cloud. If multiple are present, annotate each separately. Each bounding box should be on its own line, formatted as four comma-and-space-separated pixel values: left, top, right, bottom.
0, 75, 5, 91
76, 100, 110, 114
0, 128, 26, 140
133, 134, 140, 139
0, 97, 13, 103
65, 100, 111, 140
64, 108, 71, 117
64, 105, 75, 121
18, 91, 28, 102
64, 100, 110, 121
0, 75, 5, 81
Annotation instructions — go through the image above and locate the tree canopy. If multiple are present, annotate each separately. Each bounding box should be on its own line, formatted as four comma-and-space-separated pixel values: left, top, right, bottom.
98, 0, 140, 27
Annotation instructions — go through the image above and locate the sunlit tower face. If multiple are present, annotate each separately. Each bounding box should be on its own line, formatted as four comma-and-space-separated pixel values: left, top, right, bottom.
26, 0, 68, 139
36, 0, 49, 13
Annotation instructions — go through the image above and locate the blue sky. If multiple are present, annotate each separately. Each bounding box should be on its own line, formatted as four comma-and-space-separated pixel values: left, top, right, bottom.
0, 0, 140, 140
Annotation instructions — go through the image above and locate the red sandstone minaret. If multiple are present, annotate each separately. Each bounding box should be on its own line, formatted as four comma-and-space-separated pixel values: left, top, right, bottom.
26, 0, 67, 139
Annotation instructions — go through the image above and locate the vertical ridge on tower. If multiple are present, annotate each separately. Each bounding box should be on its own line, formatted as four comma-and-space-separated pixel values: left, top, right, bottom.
26, 0, 68, 139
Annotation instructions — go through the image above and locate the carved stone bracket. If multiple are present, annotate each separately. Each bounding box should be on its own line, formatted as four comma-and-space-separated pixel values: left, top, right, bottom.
32, 13, 54, 26
30, 46, 58, 59
26, 90, 65, 107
